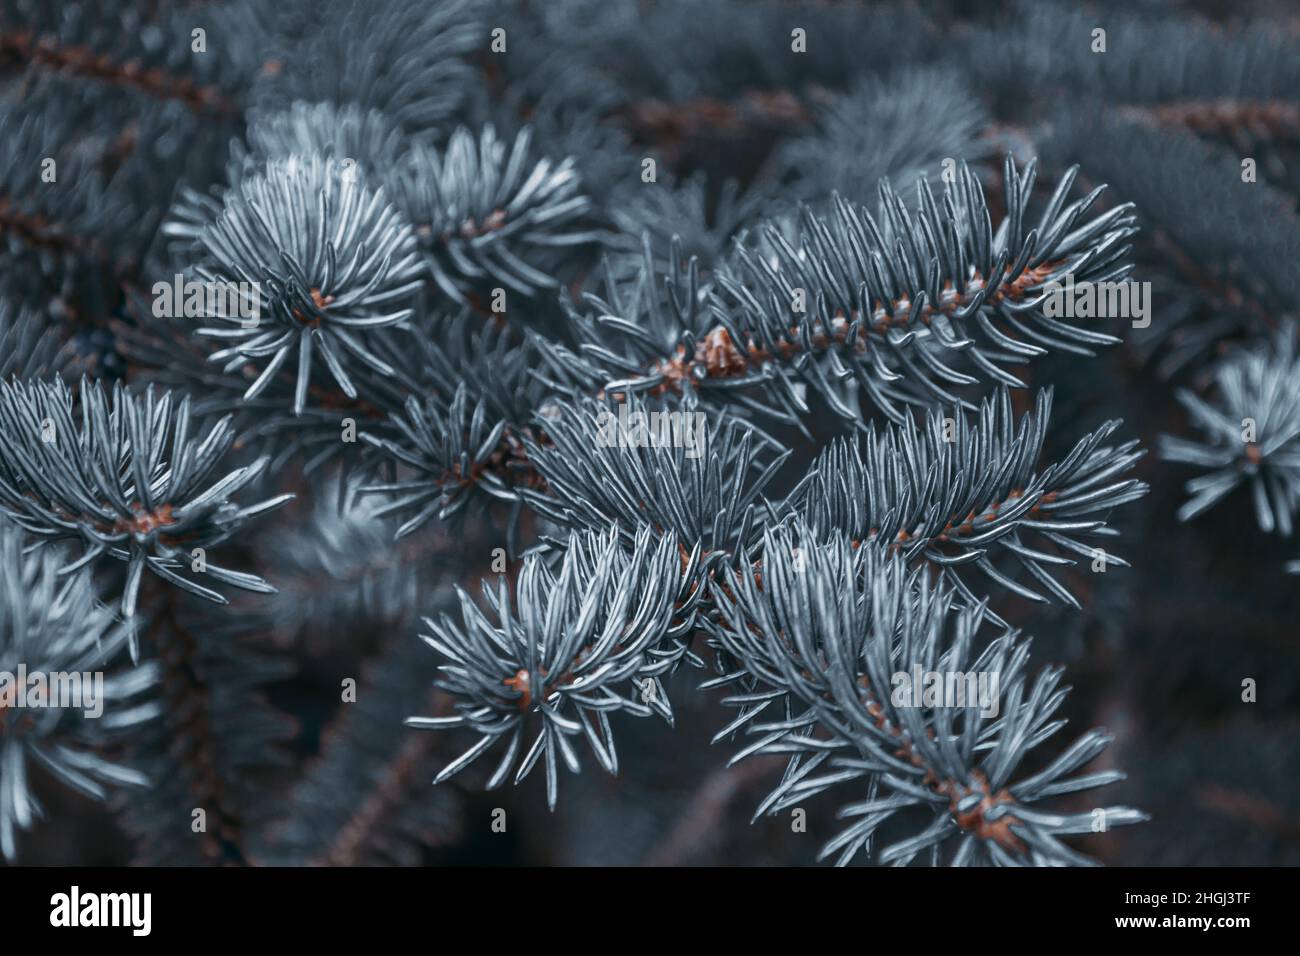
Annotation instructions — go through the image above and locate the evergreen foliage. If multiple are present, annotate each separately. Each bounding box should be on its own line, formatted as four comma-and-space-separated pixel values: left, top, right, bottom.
0, 0, 1295, 869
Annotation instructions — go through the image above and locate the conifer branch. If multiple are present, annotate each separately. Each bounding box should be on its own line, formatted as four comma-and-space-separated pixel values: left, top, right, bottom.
250, 0, 484, 134
545, 158, 1135, 425
706, 523, 1146, 866
786, 387, 1148, 615
1161, 323, 1300, 534
0, 522, 158, 862
240, 101, 406, 185
773, 66, 988, 207
0, 93, 122, 290
409, 526, 703, 809
390, 125, 600, 306
360, 384, 542, 539
8, 0, 1251, 869
0, 10, 244, 116
254, 483, 475, 651
186, 155, 424, 417
359, 316, 550, 538
0, 378, 291, 654
519, 394, 789, 569
1044, 107, 1300, 377
1131, 99, 1300, 142
0, 300, 72, 381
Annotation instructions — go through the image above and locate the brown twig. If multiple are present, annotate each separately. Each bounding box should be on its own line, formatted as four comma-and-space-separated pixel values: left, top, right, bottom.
143, 584, 249, 864
0, 31, 241, 116
640, 260, 1063, 397
1127, 99, 1300, 142
317, 691, 455, 867
616, 88, 813, 166
1150, 229, 1279, 329
0, 194, 102, 258
642, 756, 785, 866
1196, 783, 1300, 839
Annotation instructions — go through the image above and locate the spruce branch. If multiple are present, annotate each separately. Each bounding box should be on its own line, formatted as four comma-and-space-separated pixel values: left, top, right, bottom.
606, 172, 769, 276
239, 101, 406, 186
254, 481, 473, 651
390, 125, 600, 306
532, 237, 714, 403
785, 387, 1148, 615
519, 393, 789, 569
972, 0, 1300, 120
0, 521, 159, 863
0, 0, 253, 116
0, 300, 72, 381
0, 88, 132, 300
360, 383, 540, 539
705, 156, 1135, 422
115, 295, 422, 478
359, 315, 549, 539
1043, 109, 1300, 377
0, 74, 239, 327
186, 154, 424, 416
1131, 100, 1300, 144
0, 107, 103, 255
409, 526, 703, 809
1126, 98, 1300, 198
773, 66, 988, 207
519, 101, 643, 212
0, 377, 291, 653
250, 0, 484, 135
547, 158, 1135, 424
2, 73, 237, 298
618, 89, 811, 164
497, 0, 938, 140
707, 522, 1146, 866
161, 100, 408, 246
0, 0, 1216, 868
1161, 323, 1300, 535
